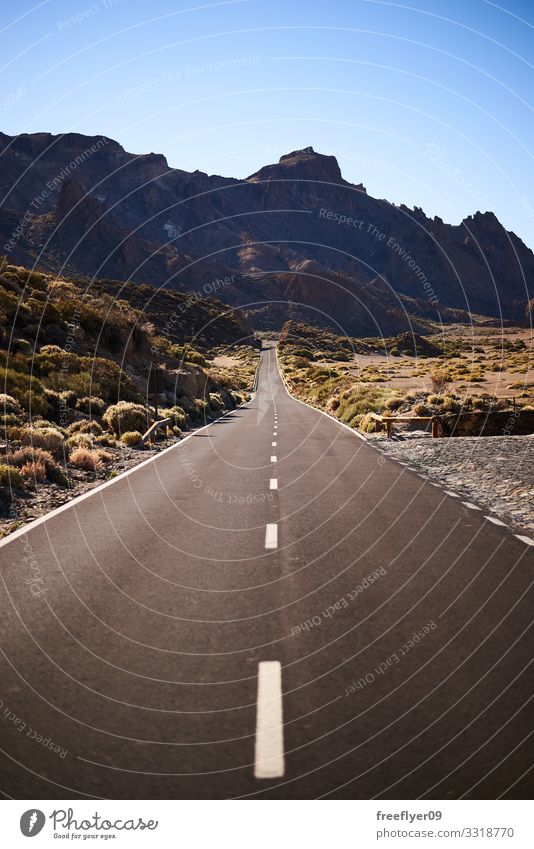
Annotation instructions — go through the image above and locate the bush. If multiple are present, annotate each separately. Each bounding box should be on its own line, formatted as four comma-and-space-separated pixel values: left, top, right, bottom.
20, 426, 65, 458
96, 449, 113, 463
337, 384, 389, 424
0, 413, 24, 428
167, 406, 188, 429
427, 394, 443, 405
190, 398, 209, 419
291, 347, 315, 360
170, 345, 206, 366
120, 430, 142, 447
75, 396, 107, 416
69, 447, 102, 472
0, 463, 24, 489
429, 368, 449, 393
9, 446, 67, 486
21, 460, 46, 482
209, 393, 224, 411
95, 433, 116, 447
103, 401, 148, 435
66, 419, 103, 436
442, 395, 462, 414
67, 433, 94, 450
358, 413, 382, 433
384, 396, 404, 412
413, 403, 431, 416
0, 393, 23, 416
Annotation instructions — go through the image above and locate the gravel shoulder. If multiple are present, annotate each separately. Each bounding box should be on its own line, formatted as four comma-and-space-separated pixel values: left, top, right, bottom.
375, 434, 534, 535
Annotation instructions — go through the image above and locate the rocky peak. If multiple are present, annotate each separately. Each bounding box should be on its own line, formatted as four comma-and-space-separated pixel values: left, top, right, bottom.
247, 145, 345, 185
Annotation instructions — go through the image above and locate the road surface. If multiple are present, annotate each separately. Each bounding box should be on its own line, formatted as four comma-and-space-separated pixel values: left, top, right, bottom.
0, 346, 532, 799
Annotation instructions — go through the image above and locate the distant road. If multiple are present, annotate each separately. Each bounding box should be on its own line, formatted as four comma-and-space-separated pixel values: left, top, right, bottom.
0, 346, 532, 799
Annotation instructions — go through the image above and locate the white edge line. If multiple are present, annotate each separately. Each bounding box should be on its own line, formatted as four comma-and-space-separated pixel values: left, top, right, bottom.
462, 502, 482, 510
254, 660, 284, 779
0, 357, 262, 550
515, 534, 534, 547
275, 348, 366, 441
484, 516, 507, 527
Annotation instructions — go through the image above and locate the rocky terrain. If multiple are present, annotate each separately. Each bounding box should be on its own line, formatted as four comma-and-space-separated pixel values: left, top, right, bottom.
1, 132, 532, 334
376, 435, 534, 535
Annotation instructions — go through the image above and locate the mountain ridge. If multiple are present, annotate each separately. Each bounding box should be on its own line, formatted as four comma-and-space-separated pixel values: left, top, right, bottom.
0, 131, 532, 334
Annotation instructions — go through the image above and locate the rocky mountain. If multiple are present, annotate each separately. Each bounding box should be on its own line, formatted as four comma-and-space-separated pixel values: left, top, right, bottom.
1, 132, 532, 334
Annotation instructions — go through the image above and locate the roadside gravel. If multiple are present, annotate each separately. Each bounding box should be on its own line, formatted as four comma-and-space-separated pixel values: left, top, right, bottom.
375, 434, 534, 534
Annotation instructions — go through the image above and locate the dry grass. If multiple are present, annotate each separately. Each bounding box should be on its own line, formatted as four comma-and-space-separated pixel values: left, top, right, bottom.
20, 460, 46, 482
69, 447, 102, 472
120, 430, 142, 447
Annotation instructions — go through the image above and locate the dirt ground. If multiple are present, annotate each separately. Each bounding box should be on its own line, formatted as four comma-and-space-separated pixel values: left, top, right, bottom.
324, 325, 534, 404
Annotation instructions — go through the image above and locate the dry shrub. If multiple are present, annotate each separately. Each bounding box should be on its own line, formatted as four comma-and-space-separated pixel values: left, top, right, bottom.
75, 396, 107, 416
103, 402, 148, 435
0, 463, 24, 489
9, 446, 67, 485
21, 426, 65, 458
95, 433, 116, 447
66, 419, 103, 436
95, 449, 113, 463
0, 393, 24, 416
69, 447, 102, 472
21, 460, 46, 482
384, 396, 404, 412
413, 402, 431, 416
66, 432, 94, 450
428, 368, 449, 393
120, 430, 142, 447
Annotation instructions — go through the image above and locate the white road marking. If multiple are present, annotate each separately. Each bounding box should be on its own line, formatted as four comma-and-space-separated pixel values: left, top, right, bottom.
272, 441, 277, 447
515, 534, 534, 547
484, 516, 507, 527
462, 502, 481, 510
270, 478, 278, 490
444, 491, 460, 498
265, 523, 278, 549
271, 455, 277, 462
254, 661, 285, 779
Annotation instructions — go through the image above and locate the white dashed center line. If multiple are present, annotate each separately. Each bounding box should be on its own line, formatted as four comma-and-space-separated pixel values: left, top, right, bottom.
271, 455, 277, 462
272, 441, 277, 447
265, 523, 278, 549
270, 478, 278, 490
254, 661, 285, 779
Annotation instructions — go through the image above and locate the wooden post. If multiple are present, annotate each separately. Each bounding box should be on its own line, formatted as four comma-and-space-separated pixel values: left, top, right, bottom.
432, 416, 440, 438
386, 420, 393, 438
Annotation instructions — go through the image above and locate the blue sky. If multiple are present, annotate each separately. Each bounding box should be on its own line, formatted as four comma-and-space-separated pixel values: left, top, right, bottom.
2, 0, 534, 246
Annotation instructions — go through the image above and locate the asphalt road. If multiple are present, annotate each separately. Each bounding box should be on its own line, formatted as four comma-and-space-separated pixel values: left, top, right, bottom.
0, 346, 532, 800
